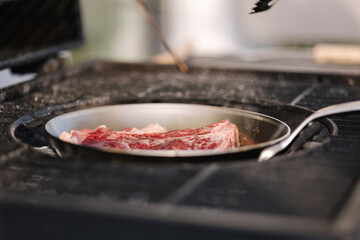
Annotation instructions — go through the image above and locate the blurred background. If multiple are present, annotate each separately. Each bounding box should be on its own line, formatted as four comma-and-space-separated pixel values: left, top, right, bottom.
1, 0, 359, 89
73, 0, 360, 64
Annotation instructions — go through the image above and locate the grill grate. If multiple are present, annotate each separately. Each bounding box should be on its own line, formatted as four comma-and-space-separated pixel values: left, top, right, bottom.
1, 61, 360, 238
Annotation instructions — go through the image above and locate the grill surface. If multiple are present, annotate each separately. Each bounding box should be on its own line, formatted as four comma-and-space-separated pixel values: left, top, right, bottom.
1, 60, 360, 239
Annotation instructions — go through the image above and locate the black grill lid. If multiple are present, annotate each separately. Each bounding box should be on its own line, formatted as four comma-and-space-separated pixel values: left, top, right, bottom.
0, 0, 83, 71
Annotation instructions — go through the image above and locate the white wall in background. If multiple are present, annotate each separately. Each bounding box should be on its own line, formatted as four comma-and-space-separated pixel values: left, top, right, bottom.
72, 0, 360, 62
73, 0, 157, 63
162, 0, 360, 57
162, 0, 245, 57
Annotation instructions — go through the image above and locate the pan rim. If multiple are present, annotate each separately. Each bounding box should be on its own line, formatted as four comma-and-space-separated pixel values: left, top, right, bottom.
45, 103, 291, 158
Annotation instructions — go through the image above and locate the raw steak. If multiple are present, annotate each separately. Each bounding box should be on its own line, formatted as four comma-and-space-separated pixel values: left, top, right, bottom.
59, 120, 240, 151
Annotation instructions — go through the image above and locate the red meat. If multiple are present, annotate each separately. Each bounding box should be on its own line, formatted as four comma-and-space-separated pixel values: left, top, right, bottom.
60, 120, 239, 151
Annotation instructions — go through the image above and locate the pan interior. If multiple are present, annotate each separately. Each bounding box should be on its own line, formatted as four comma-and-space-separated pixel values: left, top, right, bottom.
45, 103, 290, 157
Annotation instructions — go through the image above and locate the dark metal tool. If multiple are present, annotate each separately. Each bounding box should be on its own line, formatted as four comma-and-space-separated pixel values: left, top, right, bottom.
250, 0, 279, 14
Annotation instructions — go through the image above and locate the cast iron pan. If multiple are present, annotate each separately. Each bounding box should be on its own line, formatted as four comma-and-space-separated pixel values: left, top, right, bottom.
45, 103, 290, 161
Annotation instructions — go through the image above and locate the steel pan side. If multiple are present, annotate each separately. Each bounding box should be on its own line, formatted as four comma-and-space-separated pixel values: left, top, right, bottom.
45, 103, 290, 158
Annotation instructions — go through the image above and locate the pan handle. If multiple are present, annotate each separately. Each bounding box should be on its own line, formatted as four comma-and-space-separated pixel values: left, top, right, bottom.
258, 100, 360, 162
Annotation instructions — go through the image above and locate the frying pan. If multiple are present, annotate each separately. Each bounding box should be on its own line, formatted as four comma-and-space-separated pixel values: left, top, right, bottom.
45, 103, 290, 161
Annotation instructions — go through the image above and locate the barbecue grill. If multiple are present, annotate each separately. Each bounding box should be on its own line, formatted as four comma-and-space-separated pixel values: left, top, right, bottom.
1, 0, 360, 239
